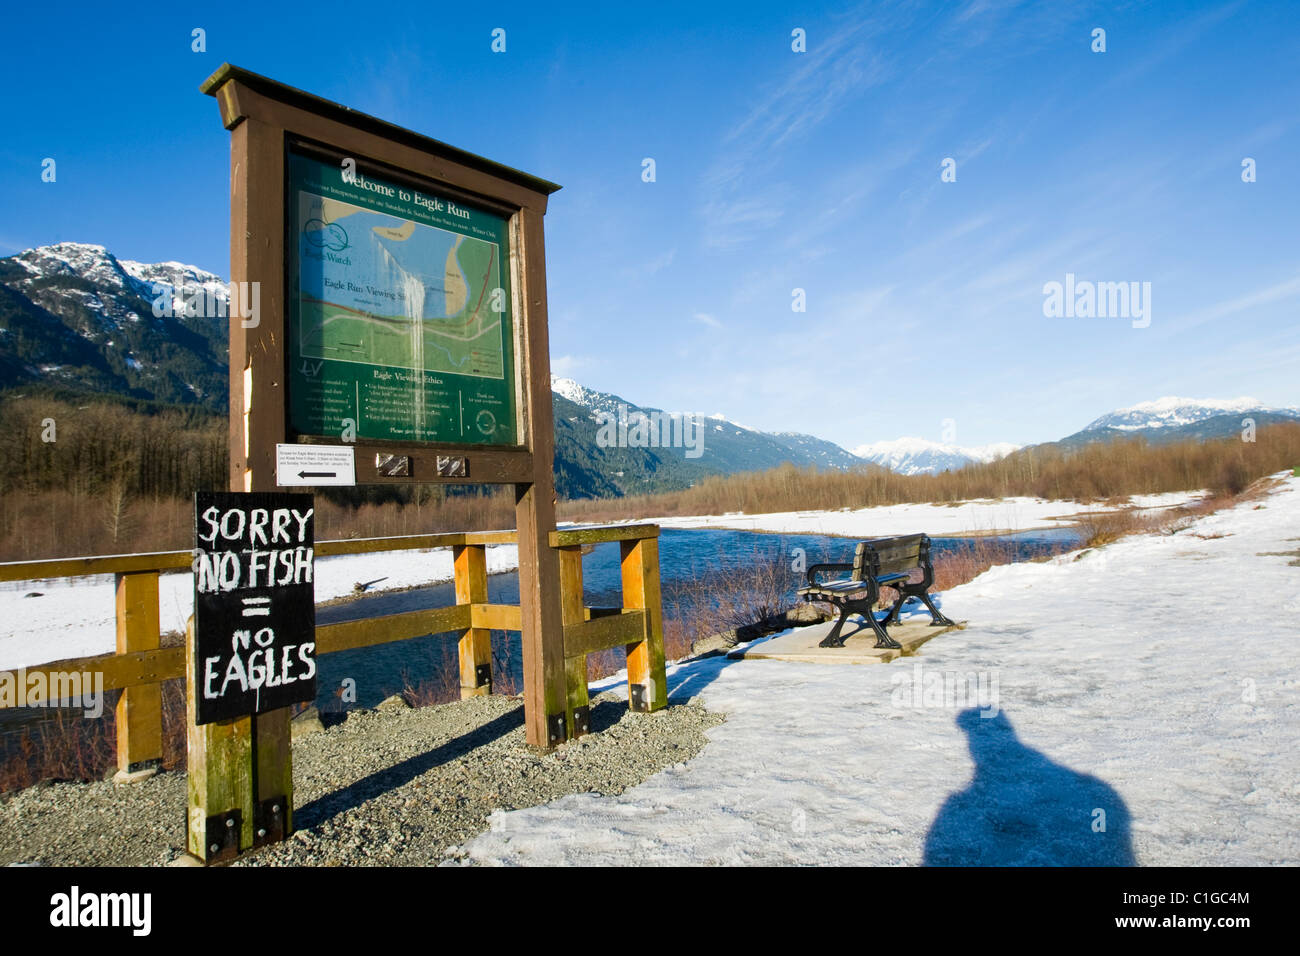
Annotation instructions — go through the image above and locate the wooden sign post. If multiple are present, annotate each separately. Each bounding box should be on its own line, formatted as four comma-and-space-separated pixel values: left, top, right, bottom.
187, 492, 316, 861
196, 64, 566, 860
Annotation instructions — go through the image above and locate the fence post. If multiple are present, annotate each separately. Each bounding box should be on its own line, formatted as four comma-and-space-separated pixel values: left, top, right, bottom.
184, 616, 255, 862
454, 544, 492, 697
114, 571, 162, 776
620, 535, 668, 713
557, 546, 589, 738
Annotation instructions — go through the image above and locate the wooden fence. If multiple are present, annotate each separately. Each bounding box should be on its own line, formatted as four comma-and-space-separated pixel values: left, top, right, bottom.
0, 524, 668, 773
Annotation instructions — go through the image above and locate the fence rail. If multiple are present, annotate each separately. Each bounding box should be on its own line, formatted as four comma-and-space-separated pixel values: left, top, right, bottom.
0, 524, 667, 774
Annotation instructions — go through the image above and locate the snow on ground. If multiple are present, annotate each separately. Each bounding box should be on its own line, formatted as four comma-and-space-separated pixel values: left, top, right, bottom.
0, 545, 519, 671
636, 490, 1202, 537
462, 473, 1300, 866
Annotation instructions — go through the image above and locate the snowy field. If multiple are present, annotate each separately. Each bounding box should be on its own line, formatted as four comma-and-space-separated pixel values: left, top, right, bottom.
643, 490, 1202, 537
460, 473, 1300, 866
0, 544, 519, 671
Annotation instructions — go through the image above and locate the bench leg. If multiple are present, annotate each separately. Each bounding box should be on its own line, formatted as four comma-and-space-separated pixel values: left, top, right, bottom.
883, 590, 907, 626
867, 611, 902, 650
819, 604, 853, 648
919, 591, 957, 627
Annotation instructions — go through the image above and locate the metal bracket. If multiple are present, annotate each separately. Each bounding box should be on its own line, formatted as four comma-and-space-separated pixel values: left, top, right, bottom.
474, 663, 492, 689
204, 809, 242, 863
629, 684, 649, 712
253, 796, 288, 848
375, 453, 410, 477
436, 455, 468, 478
571, 705, 590, 737
547, 712, 567, 746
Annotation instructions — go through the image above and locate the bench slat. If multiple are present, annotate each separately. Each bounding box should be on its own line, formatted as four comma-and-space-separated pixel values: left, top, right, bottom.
810, 580, 869, 593
862, 534, 926, 551
876, 550, 923, 576
799, 571, 908, 596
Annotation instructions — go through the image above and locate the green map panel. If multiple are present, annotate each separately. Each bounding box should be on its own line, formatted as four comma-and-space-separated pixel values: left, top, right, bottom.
287, 151, 517, 447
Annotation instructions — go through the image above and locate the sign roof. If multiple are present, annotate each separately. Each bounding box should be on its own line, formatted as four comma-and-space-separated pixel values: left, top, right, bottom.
200, 63, 562, 197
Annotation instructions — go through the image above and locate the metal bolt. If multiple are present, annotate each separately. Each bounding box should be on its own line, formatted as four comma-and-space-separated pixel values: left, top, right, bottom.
257, 828, 267, 838
209, 844, 219, 853
272, 804, 280, 813
225, 818, 234, 828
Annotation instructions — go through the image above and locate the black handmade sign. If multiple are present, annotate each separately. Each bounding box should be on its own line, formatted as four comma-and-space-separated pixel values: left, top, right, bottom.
193, 491, 317, 724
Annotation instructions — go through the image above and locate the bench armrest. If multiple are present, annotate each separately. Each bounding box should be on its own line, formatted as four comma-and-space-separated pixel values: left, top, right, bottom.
804, 563, 853, 587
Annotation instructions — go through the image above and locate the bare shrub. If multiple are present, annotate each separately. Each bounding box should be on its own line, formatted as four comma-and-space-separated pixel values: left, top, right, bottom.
0, 707, 117, 793
559, 424, 1300, 523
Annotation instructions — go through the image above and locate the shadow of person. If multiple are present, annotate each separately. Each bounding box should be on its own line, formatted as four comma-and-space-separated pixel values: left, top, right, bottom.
923, 708, 1135, 866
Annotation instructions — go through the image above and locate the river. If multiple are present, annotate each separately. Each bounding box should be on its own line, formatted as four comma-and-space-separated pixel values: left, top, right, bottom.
0, 526, 1081, 743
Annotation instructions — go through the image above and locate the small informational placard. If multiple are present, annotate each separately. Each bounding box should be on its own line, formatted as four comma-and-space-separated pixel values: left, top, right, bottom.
276, 443, 356, 486
193, 492, 317, 725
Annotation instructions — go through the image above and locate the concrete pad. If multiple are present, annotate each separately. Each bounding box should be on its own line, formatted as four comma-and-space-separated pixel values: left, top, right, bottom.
727, 616, 963, 665
112, 766, 159, 785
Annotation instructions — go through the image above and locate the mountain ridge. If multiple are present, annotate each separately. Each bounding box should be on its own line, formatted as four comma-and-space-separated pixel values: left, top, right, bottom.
3, 242, 1295, 488
1080, 396, 1300, 433
851, 437, 1021, 476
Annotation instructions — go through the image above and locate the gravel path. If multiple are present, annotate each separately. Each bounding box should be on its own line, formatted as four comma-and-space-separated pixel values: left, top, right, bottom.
0, 691, 722, 866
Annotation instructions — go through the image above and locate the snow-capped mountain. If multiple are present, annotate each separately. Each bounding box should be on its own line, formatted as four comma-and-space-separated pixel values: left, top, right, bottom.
550, 376, 610, 412
0, 242, 229, 408
553, 379, 756, 440
118, 258, 229, 318
1081, 396, 1300, 433
8, 242, 229, 325
851, 437, 1020, 476
550, 374, 865, 483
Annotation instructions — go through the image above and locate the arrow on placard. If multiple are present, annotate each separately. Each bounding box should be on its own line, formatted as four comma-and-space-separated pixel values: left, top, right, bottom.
298, 471, 336, 479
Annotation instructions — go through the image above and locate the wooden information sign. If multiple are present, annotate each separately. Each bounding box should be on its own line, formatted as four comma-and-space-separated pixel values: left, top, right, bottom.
195, 64, 566, 861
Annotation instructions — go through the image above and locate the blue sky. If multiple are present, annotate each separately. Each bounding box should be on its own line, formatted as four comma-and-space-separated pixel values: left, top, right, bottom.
2, 0, 1297, 448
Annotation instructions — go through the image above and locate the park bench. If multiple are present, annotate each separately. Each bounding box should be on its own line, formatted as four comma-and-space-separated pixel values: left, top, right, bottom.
797, 533, 956, 649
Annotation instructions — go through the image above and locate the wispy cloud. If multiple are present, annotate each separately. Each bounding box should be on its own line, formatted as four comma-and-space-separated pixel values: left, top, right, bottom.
698, 9, 899, 249
1105, 1, 1244, 90
619, 247, 677, 279
719, 24, 892, 161
1172, 272, 1300, 335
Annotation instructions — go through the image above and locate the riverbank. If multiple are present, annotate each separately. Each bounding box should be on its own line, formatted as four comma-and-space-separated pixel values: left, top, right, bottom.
640, 490, 1203, 538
